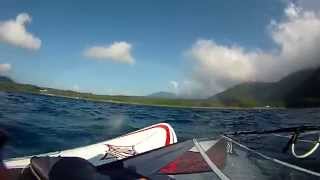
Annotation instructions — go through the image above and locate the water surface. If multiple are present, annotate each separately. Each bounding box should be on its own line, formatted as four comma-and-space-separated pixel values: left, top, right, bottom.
0, 91, 319, 171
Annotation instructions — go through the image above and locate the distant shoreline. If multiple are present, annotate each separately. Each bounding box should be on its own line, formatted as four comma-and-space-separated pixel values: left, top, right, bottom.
0, 78, 286, 109
1, 86, 283, 109
2, 66, 320, 109
36, 92, 283, 110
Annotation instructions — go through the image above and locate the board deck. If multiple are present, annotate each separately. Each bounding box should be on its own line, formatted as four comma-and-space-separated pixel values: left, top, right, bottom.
5, 123, 177, 168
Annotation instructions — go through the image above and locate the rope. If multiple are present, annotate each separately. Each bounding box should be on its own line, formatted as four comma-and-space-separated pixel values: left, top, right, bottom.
291, 133, 320, 158
272, 134, 314, 143
224, 126, 320, 136
222, 135, 320, 177
225, 126, 320, 159
193, 138, 230, 180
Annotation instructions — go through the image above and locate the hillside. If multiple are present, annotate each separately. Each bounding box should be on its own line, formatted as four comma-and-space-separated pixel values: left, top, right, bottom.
0, 76, 41, 93
0, 76, 222, 108
210, 68, 319, 107
0, 76, 14, 83
285, 68, 320, 107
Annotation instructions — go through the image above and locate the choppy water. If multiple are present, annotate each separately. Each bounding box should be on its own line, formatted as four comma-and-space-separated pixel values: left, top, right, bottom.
0, 91, 319, 167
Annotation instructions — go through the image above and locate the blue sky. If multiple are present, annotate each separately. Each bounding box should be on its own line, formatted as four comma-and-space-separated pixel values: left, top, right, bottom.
1, 0, 319, 97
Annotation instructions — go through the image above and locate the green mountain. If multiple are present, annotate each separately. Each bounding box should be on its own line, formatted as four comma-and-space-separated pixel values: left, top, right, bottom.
210, 68, 320, 107
148, 91, 177, 99
285, 68, 320, 107
0, 76, 41, 93
0, 76, 14, 83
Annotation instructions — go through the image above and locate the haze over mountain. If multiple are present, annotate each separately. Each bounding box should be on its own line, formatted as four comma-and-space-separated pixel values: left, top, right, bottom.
210, 67, 320, 107
148, 92, 177, 99
285, 68, 320, 107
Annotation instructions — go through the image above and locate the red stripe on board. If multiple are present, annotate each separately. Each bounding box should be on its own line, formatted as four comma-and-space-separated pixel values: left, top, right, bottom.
159, 124, 171, 145
121, 124, 171, 145
160, 138, 227, 175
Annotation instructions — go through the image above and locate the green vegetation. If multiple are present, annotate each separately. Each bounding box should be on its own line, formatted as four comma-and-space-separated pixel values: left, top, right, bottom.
0, 80, 42, 93
147, 91, 177, 99
1, 67, 320, 108
0, 77, 224, 108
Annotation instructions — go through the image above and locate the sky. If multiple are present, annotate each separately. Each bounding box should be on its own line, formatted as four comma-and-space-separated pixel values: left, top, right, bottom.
0, 0, 320, 97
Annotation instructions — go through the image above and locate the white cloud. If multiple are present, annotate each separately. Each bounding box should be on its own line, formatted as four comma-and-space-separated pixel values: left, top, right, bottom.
272, 3, 320, 71
72, 84, 80, 91
169, 80, 179, 94
0, 13, 41, 50
284, 3, 302, 18
180, 3, 320, 98
0, 63, 11, 75
84, 41, 134, 64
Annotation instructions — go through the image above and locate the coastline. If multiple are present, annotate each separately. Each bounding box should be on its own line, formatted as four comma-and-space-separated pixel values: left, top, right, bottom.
37, 92, 283, 110
0, 80, 284, 110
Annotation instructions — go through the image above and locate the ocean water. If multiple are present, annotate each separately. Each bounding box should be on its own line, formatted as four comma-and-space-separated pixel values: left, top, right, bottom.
0, 91, 319, 169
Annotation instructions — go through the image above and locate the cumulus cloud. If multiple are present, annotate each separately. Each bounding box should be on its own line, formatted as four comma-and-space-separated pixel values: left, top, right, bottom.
84, 41, 134, 64
181, 3, 320, 98
0, 13, 41, 50
0, 63, 11, 75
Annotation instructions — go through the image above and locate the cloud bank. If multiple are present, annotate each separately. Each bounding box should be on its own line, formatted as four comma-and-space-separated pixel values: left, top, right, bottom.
0, 63, 11, 75
177, 3, 320, 98
84, 41, 134, 64
0, 13, 41, 50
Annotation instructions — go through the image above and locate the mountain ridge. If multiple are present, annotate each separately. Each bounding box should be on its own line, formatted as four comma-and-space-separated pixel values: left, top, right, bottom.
0, 76, 14, 83
209, 68, 320, 107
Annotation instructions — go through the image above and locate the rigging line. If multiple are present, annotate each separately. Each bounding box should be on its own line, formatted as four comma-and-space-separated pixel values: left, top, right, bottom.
222, 135, 320, 177
193, 138, 230, 180
291, 133, 320, 159
273, 134, 315, 143
225, 126, 320, 136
